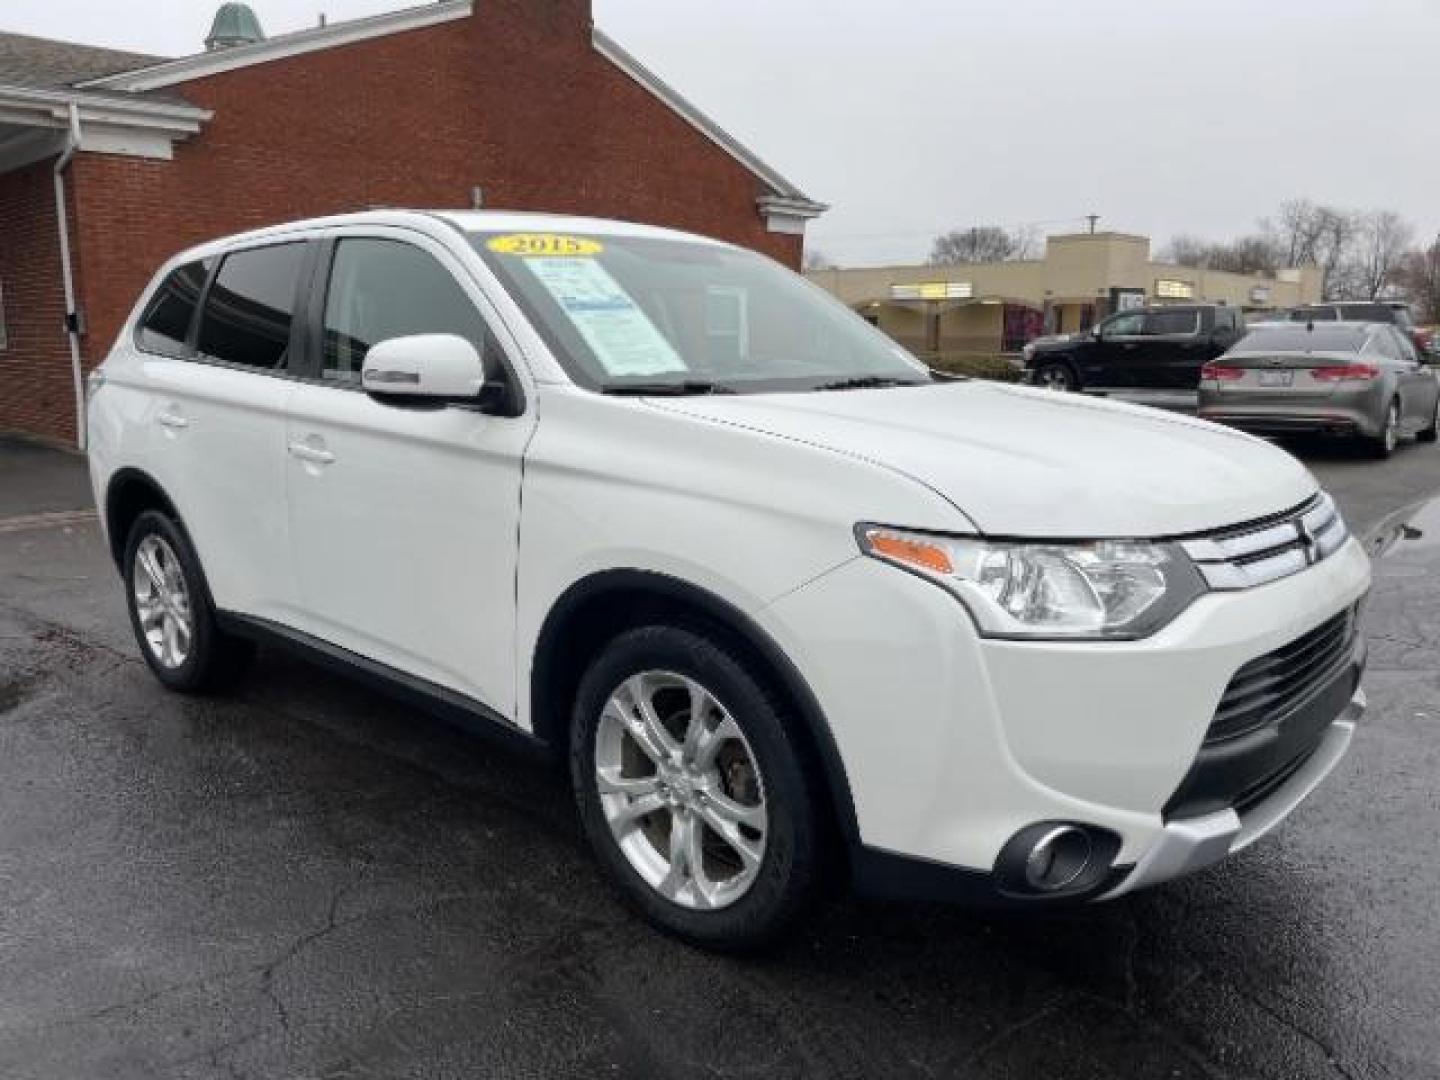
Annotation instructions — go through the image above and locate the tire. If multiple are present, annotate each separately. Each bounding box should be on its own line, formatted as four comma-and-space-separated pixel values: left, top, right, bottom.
123, 510, 253, 694
1418, 395, 1439, 444
1368, 399, 1401, 459
1034, 360, 1077, 392
569, 624, 824, 951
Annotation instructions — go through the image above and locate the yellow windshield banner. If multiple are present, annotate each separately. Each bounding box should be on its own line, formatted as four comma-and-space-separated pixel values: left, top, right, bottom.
487, 234, 604, 257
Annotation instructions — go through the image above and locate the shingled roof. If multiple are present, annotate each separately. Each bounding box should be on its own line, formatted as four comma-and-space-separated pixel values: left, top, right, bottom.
0, 30, 162, 91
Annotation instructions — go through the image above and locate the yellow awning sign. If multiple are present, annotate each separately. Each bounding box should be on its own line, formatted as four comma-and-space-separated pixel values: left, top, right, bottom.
487, 234, 605, 257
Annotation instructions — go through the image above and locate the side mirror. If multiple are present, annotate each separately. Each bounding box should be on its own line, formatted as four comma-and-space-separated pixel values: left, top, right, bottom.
1091, 325, 1105, 341
362, 334, 512, 411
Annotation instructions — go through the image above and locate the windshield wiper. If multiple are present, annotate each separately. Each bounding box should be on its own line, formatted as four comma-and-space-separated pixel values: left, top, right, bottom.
602, 380, 733, 396
811, 376, 922, 392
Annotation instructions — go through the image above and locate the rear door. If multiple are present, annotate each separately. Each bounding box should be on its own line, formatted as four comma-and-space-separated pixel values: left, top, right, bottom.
137, 242, 307, 620
1138, 307, 1206, 388
1385, 326, 1437, 429
282, 228, 535, 714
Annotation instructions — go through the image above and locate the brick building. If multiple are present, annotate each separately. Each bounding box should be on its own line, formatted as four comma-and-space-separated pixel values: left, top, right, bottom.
0, 1, 825, 445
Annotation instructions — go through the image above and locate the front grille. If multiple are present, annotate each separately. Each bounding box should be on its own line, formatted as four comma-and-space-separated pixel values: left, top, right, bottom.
1207, 606, 1359, 744
1181, 492, 1350, 591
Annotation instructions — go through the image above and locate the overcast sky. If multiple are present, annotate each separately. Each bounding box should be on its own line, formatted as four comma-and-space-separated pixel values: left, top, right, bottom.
7, 0, 1438, 266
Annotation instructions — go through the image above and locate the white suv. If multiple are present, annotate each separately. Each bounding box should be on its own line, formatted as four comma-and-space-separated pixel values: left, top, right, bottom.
88, 211, 1371, 949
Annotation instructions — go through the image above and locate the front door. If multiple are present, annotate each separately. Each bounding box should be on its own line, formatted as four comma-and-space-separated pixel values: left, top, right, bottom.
1088, 310, 1147, 387
283, 232, 535, 715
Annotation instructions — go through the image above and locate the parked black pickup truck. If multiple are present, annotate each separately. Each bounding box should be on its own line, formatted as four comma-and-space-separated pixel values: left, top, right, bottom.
1022, 304, 1245, 392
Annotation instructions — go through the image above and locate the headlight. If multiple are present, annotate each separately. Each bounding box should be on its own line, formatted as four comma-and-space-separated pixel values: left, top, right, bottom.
856, 525, 1207, 640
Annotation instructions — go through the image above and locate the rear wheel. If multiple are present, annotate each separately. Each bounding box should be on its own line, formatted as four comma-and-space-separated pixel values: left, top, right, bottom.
1368, 400, 1401, 459
570, 625, 824, 950
1418, 394, 1439, 444
123, 510, 253, 693
1034, 360, 1077, 392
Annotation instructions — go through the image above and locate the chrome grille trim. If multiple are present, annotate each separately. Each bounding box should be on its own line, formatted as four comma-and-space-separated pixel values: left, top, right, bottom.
1181, 493, 1349, 591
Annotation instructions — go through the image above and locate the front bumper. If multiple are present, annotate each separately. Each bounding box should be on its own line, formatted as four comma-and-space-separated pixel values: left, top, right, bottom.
1199, 383, 1388, 439
1101, 691, 1362, 899
759, 534, 1372, 905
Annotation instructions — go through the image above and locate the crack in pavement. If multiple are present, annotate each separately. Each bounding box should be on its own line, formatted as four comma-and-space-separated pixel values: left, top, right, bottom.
1230, 981, 1366, 1080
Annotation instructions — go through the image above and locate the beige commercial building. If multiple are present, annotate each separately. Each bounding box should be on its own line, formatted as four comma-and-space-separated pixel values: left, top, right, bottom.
807, 231, 1323, 356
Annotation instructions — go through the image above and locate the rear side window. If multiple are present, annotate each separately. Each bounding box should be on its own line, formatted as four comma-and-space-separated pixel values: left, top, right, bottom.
1335, 303, 1396, 324
321, 238, 491, 382
197, 243, 305, 371
1388, 326, 1419, 361
1144, 309, 1200, 335
137, 260, 211, 358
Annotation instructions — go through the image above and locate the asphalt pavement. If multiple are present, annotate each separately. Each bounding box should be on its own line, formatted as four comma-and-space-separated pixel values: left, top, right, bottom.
0, 432, 1437, 1079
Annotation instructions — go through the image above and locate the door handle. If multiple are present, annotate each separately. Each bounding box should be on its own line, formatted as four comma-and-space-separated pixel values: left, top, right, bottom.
287, 440, 336, 466
156, 410, 189, 430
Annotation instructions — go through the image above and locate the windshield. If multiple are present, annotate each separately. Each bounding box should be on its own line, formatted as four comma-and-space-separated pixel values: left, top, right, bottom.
1231, 325, 1368, 353
470, 231, 930, 393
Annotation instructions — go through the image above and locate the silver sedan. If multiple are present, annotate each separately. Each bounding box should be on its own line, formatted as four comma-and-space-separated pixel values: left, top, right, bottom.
1198, 321, 1440, 458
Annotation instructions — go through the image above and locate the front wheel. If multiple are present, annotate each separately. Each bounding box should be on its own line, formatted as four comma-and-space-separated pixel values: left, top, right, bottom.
1033, 360, 1077, 392
570, 625, 824, 950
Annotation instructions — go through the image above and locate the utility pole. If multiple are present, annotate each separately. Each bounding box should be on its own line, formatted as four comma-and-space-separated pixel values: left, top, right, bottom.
1086, 214, 1100, 235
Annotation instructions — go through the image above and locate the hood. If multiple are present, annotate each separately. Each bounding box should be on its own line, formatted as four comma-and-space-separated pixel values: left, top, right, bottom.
648, 382, 1318, 538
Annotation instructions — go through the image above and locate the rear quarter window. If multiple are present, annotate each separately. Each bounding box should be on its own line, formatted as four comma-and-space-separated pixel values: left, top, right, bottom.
1145, 309, 1200, 335
137, 260, 212, 358
1335, 304, 1397, 324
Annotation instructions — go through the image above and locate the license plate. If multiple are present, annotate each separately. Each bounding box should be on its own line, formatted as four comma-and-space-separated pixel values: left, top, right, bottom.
1259, 370, 1294, 387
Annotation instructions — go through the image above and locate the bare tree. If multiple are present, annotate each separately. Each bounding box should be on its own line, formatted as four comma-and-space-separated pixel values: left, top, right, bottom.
803, 249, 836, 272
1397, 237, 1440, 323
1162, 233, 1278, 275
1161, 234, 1214, 267
1314, 207, 1361, 300
1350, 210, 1415, 300
929, 226, 1029, 265
1266, 199, 1330, 267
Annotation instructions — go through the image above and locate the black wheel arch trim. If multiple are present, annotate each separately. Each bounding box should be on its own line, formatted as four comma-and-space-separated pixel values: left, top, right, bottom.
531, 569, 863, 847
104, 467, 186, 570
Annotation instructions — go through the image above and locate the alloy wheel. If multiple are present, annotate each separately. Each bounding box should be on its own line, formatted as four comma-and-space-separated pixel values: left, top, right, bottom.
132, 534, 193, 669
1038, 364, 1072, 391
594, 671, 767, 911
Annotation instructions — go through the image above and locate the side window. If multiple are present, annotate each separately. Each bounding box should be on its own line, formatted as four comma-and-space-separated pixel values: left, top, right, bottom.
1144, 309, 1200, 336
321, 238, 492, 383
196, 243, 305, 371
1391, 328, 1419, 363
1105, 312, 1145, 336
137, 259, 212, 358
